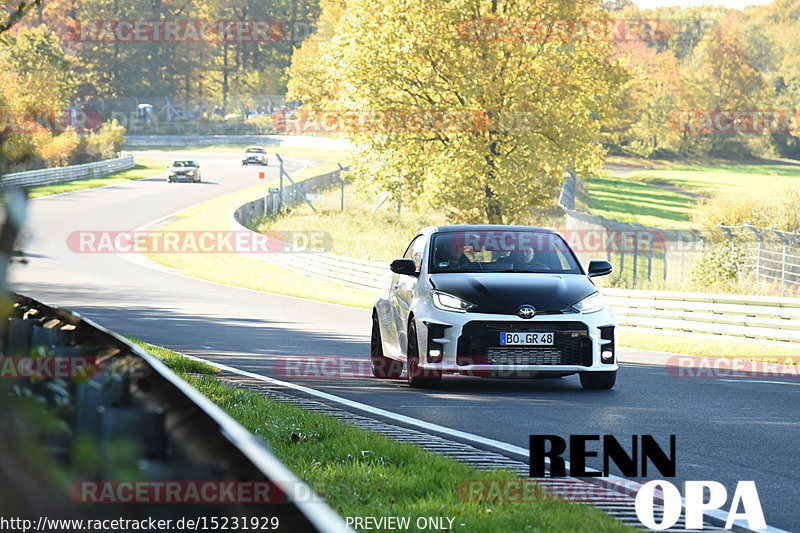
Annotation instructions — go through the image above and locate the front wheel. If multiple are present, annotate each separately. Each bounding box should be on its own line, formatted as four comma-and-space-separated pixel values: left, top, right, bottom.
406, 321, 441, 388
371, 314, 402, 379
580, 371, 616, 390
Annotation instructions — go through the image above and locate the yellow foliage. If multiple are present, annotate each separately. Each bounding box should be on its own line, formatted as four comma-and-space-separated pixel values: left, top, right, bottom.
691, 191, 800, 232
289, 0, 627, 224
39, 129, 80, 167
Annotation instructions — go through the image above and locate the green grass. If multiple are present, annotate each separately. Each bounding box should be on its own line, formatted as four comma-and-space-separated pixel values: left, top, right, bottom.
141, 149, 374, 309
27, 157, 169, 198
131, 339, 635, 531
127, 336, 220, 374
256, 182, 448, 263
634, 161, 800, 198
619, 330, 800, 364
584, 174, 697, 228
187, 374, 634, 532
585, 158, 800, 228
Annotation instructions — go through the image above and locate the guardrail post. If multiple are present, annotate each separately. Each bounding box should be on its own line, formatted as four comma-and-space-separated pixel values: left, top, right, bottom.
783, 244, 788, 295
276, 154, 285, 212
746, 225, 763, 282
773, 229, 790, 295
337, 163, 345, 212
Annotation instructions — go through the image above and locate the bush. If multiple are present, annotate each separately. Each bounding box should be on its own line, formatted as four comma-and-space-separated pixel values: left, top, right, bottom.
690, 241, 745, 290
1, 132, 40, 167
691, 191, 800, 233
67, 120, 126, 164
39, 128, 79, 167
91, 119, 126, 156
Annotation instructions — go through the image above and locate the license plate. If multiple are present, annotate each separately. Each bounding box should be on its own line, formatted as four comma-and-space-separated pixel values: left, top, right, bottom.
500, 332, 554, 346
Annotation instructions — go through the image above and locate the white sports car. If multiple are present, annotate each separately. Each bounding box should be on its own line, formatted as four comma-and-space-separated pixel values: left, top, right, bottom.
371, 225, 618, 389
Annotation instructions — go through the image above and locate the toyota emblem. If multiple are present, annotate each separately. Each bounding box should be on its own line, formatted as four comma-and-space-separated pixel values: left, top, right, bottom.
517, 305, 535, 319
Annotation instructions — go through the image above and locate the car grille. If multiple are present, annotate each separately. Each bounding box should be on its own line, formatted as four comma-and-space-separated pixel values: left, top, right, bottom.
457, 321, 592, 366
484, 347, 563, 365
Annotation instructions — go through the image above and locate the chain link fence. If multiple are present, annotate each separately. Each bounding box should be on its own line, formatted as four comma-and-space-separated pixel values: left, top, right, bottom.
724, 225, 800, 291
559, 174, 800, 294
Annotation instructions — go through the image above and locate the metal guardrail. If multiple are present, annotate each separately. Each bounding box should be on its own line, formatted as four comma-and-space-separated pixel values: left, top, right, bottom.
3, 293, 348, 531
233, 167, 347, 225
1, 154, 135, 189
231, 212, 800, 345
601, 288, 800, 344
125, 135, 351, 150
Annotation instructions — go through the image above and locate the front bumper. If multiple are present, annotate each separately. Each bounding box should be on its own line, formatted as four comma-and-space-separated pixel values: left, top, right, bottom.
415, 306, 617, 377
169, 172, 196, 181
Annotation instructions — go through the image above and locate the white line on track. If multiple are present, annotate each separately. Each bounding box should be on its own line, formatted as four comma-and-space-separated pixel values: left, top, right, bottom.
119, 151, 789, 533
718, 379, 800, 386
178, 353, 788, 533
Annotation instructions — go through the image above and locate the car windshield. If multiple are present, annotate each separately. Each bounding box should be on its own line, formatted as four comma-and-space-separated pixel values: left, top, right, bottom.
429, 230, 582, 274
245, 148, 264, 153
171, 161, 196, 167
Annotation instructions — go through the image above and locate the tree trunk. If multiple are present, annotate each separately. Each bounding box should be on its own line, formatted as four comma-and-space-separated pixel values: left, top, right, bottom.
484, 186, 502, 224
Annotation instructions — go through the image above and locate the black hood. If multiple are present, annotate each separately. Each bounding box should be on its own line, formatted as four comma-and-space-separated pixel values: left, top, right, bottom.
429, 273, 596, 314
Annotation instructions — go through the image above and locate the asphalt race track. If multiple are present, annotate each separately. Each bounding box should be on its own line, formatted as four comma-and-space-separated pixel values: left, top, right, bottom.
10, 150, 800, 531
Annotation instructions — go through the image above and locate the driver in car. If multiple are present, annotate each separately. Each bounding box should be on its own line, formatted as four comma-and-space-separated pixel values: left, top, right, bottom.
434, 235, 472, 270
510, 246, 535, 265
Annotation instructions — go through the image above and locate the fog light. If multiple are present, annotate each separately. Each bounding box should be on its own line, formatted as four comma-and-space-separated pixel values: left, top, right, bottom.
601, 350, 614, 363
426, 322, 450, 363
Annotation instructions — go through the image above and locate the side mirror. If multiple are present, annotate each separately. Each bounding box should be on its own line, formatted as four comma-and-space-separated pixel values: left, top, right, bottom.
390, 258, 418, 276
588, 260, 613, 277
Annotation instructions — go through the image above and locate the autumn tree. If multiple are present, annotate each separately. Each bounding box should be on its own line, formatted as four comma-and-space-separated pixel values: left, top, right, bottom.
604, 41, 683, 155
290, 0, 626, 223
1, 26, 76, 111
286, 0, 344, 107
0, 26, 79, 169
682, 22, 769, 155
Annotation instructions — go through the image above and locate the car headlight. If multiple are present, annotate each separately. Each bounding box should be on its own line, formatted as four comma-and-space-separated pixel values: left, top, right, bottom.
187, 171, 195, 176
431, 290, 476, 313
572, 292, 605, 314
